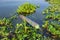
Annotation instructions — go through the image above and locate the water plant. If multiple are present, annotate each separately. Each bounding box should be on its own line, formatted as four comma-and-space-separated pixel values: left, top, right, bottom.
0, 0, 60, 40
17, 2, 38, 16
12, 21, 52, 40
45, 0, 60, 5
42, 0, 60, 38
42, 21, 60, 38
0, 17, 53, 40
15, 22, 42, 40
0, 18, 13, 40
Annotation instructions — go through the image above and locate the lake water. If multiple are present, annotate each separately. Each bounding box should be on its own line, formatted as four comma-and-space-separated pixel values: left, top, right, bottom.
0, 0, 50, 25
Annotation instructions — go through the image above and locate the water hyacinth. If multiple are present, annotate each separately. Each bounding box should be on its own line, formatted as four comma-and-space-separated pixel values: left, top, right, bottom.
42, 21, 60, 38
42, 0, 60, 38
17, 2, 38, 16
15, 21, 42, 40
42, 3, 60, 20
0, 18, 52, 40
0, 18, 13, 39
0, 0, 60, 40
0, 18, 12, 27
45, 0, 60, 5
14, 21, 53, 40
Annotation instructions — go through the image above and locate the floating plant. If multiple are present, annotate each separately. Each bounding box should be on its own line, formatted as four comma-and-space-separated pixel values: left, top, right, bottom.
0, 0, 60, 40
17, 2, 38, 16
42, 0, 60, 38
0, 17, 52, 40
0, 18, 12, 27
45, 0, 60, 5
14, 21, 52, 40
0, 18, 13, 39
14, 21, 42, 40
42, 21, 60, 38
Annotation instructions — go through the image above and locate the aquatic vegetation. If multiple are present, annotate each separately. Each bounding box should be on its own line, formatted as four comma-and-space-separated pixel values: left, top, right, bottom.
0, 17, 52, 40
42, 0, 60, 38
0, 0, 60, 40
0, 18, 13, 40
0, 18, 12, 27
42, 1, 60, 21
13, 21, 52, 40
17, 2, 38, 16
15, 22, 42, 40
45, 0, 60, 5
42, 21, 60, 38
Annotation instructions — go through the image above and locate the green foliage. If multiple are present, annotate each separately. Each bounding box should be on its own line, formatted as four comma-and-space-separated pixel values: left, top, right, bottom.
0, 17, 52, 40
13, 21, 52, 40
42, 21, 60, 37
17, 2, 37, 16
15, 21, 42, 40
0, 18, 13, 40
45, 0, 60, 5
0, 18, 11, 26
42, 5, 60, 20
1, 0, 60, 40
42, 0, 60, 38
